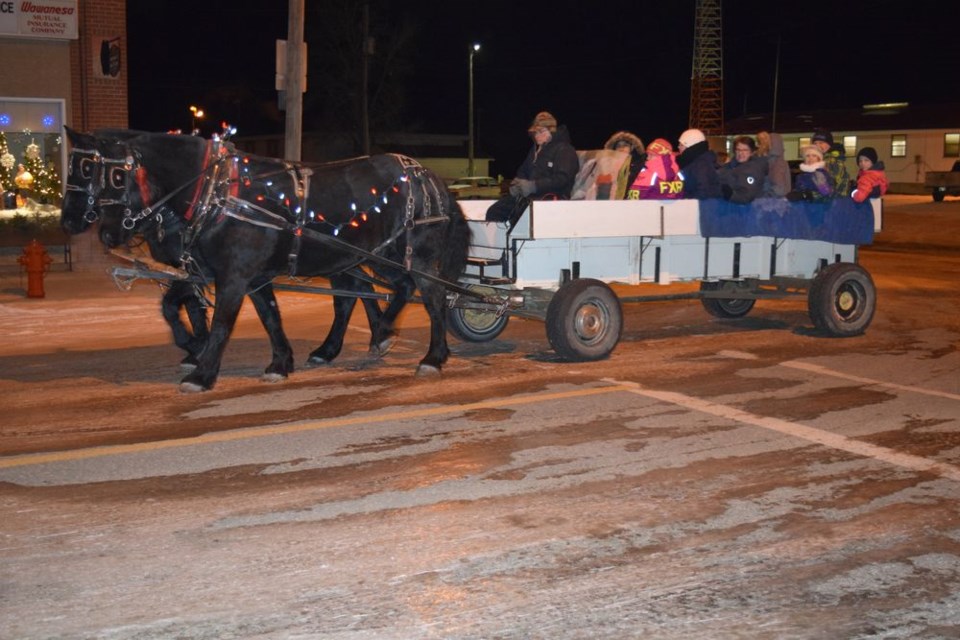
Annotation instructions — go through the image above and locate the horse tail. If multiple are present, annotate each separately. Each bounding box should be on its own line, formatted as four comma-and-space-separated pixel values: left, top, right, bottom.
429, 172, 471, 282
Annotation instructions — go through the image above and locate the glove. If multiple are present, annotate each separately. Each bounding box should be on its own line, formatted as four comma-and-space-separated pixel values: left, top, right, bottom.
508, 182, 523, 198
514, 178, 536, 197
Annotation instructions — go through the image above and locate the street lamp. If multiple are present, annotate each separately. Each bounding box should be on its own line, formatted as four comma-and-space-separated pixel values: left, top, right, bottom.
468, 43, 480, 177
189, 105, 205, 133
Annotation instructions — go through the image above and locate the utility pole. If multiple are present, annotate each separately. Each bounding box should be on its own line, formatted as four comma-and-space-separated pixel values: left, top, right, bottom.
361, 3, 371, 156
284, 0, 305, 161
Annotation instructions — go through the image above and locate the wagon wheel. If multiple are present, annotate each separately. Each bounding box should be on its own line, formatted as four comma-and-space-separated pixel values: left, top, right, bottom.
808, 263, 876, 336
545, 278, 622, 361
699, 281, 756, 319
447, 285, 510, 342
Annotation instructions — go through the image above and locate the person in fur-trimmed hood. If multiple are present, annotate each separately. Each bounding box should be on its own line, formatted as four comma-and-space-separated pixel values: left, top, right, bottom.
604, 131, 645, 190
851, 147, 889, 202
676, 128, 721, 199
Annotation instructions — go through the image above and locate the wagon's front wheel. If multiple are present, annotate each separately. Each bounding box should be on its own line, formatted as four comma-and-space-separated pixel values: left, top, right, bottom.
447, 285, 510, 343
699, 281, 756, 318
546, 278, 622, 361
808, 263, 876, 336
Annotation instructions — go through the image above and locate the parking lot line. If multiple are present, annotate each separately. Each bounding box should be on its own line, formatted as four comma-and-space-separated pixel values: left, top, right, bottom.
781, 361, 960, 401
606, 377, 960, 483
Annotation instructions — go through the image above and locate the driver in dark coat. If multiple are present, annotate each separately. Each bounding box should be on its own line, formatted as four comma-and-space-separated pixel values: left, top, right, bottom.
510, 111, 580, 200
486, 111, 580, 223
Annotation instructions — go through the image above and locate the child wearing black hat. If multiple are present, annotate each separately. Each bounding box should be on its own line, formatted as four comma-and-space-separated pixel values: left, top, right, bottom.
851, 147, 888, 202
811, 129, 852, 196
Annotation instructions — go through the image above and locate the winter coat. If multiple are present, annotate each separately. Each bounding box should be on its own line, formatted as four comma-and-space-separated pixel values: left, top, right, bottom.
760, 133, 791, 197
717, 154, 768, 203
627, 152, 684, 200
851, 161, 889, 202
823, 144, 852, 197
791, 161, 835, 201
676, 140, 721, 199
516, 125, 580, 199
604, 131, 645, 191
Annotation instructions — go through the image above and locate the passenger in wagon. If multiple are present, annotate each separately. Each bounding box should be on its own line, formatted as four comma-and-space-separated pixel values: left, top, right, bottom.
604, 130, 645, 194
717, 135, 768, 203
757, 131, 791, 197
675, 128, 721, 199
485, 111, 579, 222
811, 129, 852, 196
626, 138, 684, 199
787, 144, 835, 201
850, 147, 889, 202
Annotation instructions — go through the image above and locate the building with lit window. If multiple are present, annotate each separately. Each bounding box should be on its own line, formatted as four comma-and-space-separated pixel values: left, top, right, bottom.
725, 103, 960, 192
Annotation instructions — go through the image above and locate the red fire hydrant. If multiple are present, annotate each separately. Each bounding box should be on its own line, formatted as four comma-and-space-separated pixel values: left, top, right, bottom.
18, 239, 53, 298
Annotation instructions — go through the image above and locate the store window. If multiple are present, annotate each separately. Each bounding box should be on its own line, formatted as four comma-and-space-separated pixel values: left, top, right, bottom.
891, 134, 907, 158
0, 97, 66, 211
944, 133, 960, 158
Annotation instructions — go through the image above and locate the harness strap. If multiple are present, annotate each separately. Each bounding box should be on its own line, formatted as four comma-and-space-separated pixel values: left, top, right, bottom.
184, 140, 214, 222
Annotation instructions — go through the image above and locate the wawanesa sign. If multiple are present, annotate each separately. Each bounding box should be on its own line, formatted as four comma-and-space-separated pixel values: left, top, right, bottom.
0, 0, 78, 40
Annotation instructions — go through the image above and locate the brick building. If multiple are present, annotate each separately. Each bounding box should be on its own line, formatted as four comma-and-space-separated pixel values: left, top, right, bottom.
1, 0, 128, 269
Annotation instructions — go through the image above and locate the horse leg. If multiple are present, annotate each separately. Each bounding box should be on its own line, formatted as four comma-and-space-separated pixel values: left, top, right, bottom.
369, 270, 414, 357
306, 273, 385, 365
246, 281, 294, 382
179, 280, 246, 393
413, 278, 451, 377
161, 282, 208, 370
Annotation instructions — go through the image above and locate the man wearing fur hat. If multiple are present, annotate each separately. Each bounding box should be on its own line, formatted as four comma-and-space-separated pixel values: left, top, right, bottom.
676, 128, 721, 199
486, 111, 579, 222
811, 129, 852, 196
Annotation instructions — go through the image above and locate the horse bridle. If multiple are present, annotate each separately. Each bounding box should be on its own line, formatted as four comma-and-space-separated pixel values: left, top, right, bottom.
65, 145, 141, 225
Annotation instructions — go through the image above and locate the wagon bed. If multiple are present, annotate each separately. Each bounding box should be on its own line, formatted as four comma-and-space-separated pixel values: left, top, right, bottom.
447, 197, 882, 360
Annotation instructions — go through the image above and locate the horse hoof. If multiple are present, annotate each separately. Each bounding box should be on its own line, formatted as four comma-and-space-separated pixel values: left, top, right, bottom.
304, 356, 332, 368
369, 336, 396, 358
179, 381, 207, 393
415, 364, 441, 377
261, 372, 286, 383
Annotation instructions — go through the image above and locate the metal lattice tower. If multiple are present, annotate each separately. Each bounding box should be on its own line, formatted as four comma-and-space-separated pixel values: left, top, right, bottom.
689, 0, 724, 135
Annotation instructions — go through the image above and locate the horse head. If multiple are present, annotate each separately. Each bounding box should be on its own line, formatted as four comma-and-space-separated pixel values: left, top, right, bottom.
61, 127, 145, 242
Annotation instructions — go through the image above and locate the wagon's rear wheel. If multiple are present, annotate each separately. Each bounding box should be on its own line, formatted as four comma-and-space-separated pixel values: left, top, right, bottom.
699, 281, 756, 318
546, 278, 622, 361
808, 263, 876, 336
447, 285, 510, 342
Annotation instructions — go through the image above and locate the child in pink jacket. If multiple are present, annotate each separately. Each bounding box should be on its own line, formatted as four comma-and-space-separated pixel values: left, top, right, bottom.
627, 139, 684, 199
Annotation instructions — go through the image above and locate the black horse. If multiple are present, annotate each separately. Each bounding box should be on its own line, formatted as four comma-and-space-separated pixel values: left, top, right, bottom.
63, 129, 470, 392
61, 129, 406, 375
61, 129, 211, 368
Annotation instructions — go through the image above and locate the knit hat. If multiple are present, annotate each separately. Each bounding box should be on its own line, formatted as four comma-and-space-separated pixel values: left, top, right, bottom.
856, 147, 878, 165
646, 138, 674, 155
811, 129, 834, 145
528, 111, 557, 133
800, 144, 824, 161
678, 129, 706, 148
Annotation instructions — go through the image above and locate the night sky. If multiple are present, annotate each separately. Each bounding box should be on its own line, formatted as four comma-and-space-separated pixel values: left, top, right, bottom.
126, 0, 960, 177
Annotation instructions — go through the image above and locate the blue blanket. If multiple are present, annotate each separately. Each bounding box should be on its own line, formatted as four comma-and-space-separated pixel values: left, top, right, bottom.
698, 197, 875, 245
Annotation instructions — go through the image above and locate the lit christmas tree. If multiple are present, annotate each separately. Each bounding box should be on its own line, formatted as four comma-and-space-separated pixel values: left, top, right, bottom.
0, 131, 15, 193
21, 139, 61, 204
